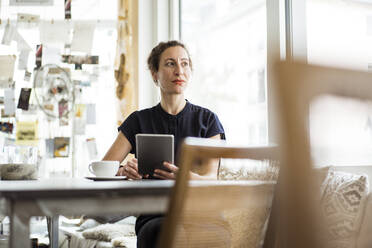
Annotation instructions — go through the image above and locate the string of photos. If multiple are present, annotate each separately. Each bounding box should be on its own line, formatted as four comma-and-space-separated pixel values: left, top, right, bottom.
0, 0, 107, 162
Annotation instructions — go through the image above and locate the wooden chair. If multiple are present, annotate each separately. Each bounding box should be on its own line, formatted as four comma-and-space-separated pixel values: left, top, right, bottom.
157, 138, 279, 248
158, 62, 372, 248
272, 61, 372, 248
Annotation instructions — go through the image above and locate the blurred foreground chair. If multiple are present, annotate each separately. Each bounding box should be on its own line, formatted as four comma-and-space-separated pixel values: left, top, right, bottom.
158, 61, 372, 248
157, 138, 279, 248
272, 61, 372, 248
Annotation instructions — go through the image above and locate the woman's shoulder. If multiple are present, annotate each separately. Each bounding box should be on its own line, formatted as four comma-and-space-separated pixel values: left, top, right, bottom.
130, 105, 158, 117
121, 106, 155, 126
188, 101, 216, 116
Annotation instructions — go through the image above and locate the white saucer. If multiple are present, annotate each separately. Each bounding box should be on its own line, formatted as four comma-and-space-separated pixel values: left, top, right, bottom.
85, 176, 127, 181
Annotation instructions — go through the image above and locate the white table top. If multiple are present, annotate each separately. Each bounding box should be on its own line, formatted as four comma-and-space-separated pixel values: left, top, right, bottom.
0, 178, 174, 198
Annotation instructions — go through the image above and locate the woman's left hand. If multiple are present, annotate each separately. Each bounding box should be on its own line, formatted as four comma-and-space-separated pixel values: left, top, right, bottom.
153, 162, 179, 180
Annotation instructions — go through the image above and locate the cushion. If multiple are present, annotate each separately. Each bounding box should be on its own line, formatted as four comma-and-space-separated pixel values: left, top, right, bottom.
83, 214, 132, 224
218, 158, 279, 181
78, 218, 101, 231
82, 223, 135, 242
111, 236, 136, 248
320, 168, 369, 248
356, 192, 372, 248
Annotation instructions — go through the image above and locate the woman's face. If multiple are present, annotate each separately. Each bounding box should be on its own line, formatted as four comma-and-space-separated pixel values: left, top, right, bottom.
152, 46, 192, 95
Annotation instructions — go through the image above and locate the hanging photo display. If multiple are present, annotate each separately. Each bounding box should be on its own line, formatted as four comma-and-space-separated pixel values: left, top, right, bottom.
18, 50, 30, 70
35, 44, 42, 69
0, 2, 123, 178
58, 99, 69, 126
64, 44, 71, 55
17, 13, 40, 24
24, 71, 31, 82
0, 122, 13, 134
75, 64, 82, 70
75, 80, 91, 87
17, 88, 31, 110
1, 23, 15, 46
43, 103, 54, 112
71, 22, 95, 54
0, 55, 16, 88
1, 109, 15, 118
45, 138, 54, 158
62, 55, 99, 65
74, 104, 86, 135
22, 104, 37, 115
89, 66, 99, 82
42, 46, 60, 66
65, 0, 71, 19
61, 55, 99, 70
86, 138, 98, 160
33, 64, 74, 124
40, 22, 70, 45
4, 88, 15, 116
16, 121, 38, 145
54, 137, 70, 157
86, 103, 96, 124
58, 99, 68, 118
14, 30, 32, 52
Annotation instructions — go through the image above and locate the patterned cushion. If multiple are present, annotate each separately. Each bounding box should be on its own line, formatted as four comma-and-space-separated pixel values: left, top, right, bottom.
320, 168, 369, 248
218, 159, 279, 181
82, 223, 135, 242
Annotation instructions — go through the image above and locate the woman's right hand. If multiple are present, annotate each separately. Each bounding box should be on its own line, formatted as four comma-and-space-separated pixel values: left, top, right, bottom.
116, 158, 144, 180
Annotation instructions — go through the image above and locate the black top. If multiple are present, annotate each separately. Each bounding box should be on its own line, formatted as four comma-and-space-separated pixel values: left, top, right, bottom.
118, 100, 225, 162
117, 100, 225, 235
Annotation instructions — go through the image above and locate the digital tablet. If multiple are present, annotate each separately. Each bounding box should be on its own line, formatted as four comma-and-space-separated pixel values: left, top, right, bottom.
136, 134, 174, 175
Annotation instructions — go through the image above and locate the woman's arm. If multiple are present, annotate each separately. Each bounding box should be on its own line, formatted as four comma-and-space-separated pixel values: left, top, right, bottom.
153, 134, 221, 180
103, 132, 145, 179
102, 132, 131, 162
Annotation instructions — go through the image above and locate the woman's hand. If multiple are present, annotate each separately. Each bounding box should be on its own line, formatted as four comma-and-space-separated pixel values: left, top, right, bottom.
153, 162, 179, 180
116, 158, 145, 180
153, 162, 208, 180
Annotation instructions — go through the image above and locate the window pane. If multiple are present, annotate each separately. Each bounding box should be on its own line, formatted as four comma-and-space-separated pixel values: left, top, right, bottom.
307, 0, 372, 70
181, 0, 268, 145
307, 0, 372, 165
310, 96, 372, 166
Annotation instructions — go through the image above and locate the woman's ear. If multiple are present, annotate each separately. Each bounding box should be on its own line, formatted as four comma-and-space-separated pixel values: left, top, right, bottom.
151, 71, 158, 85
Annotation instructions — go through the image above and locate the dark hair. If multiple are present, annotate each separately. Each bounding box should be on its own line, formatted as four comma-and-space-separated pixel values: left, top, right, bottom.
147, 40, 193, 73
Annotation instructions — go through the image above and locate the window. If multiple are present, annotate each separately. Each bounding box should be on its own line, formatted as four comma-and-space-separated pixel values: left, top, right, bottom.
310, 95, 372, 166
307, 0, 372, 70
307, 0, 372, 165
180, 0, 268, 145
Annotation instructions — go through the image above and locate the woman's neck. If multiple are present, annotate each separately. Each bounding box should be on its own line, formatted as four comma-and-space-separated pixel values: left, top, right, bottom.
160, 94, 186, 115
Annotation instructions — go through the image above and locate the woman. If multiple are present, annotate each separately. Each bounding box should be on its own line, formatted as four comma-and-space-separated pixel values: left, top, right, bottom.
103, 40, 225, 248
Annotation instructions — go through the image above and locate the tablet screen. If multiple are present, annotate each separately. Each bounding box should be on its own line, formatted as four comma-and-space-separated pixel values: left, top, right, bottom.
136, 134, 174, 175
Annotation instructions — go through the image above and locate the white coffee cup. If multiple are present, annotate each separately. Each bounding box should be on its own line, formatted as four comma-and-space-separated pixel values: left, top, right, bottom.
88, 161, 119, 177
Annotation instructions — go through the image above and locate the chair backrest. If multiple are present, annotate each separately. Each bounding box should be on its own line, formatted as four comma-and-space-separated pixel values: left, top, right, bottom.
272, 61, 372, 248
157, 138, 279, 248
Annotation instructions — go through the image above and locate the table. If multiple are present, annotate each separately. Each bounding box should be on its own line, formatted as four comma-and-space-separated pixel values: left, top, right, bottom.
0, 178, 174, 248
